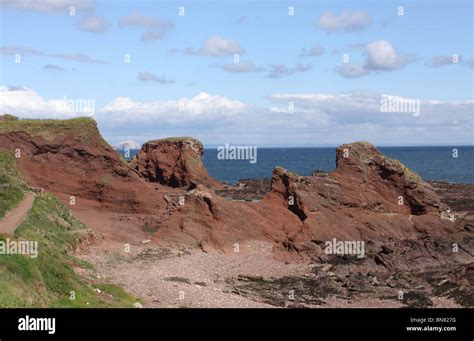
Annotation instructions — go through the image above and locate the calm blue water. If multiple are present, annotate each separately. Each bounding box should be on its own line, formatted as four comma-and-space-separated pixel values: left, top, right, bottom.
202, 146, 474, 184
123, 146, 474, 184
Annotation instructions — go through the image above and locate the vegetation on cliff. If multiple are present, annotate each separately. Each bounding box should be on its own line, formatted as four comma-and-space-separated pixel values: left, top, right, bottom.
0, 117, 109, 146
0, 150, 137, 307
0, 151, 28, 218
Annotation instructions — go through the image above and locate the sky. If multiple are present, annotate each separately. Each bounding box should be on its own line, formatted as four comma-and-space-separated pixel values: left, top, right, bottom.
0, 0, 473, 147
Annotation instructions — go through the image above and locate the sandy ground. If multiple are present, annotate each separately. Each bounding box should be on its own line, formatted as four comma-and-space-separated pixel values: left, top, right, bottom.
0, 192, 35, 235
73, 206, 467, 309
76, 231, 465, 308
73, 207, 311, 308
78, 239, 312, 308
78, 237, 448, 308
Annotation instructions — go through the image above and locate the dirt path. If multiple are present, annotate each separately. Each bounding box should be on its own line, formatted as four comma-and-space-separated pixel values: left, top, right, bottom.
0, 192, 36, 235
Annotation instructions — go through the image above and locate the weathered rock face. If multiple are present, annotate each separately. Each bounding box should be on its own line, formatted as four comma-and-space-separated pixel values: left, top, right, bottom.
131, 138, 220, 189
158, 141, 467, 265
0, 119, 166, 213
258, 142, 474, 272
334, 142, 445, 215
157, 183, 315, 258
265, 142, 456, 247
2, 120, 469, 268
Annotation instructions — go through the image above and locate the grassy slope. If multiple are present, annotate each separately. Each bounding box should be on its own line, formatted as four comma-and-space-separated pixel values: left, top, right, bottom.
147, 136, 198, 144
0, 117, 109, 146
0, 151, 28, 218
0, 150, 137, 307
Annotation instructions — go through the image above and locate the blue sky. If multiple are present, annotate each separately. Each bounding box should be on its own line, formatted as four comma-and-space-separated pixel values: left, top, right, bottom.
0, 0, 473, 146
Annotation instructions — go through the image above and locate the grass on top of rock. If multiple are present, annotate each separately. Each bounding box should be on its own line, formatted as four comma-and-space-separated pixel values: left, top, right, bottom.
342, 142, 422, 184
342, 141, 378, 163
0, 117, 109, 146
147, 137, 199, 144
384, 157, 422, 184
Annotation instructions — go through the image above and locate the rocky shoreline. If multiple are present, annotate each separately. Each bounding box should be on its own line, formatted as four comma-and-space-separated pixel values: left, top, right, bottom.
219, 178, 473, 207
216, 179, 474, 307
1, 117, 472, 308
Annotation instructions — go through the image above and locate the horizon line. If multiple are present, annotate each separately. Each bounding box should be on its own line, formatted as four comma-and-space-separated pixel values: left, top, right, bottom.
201, 144, 474, 148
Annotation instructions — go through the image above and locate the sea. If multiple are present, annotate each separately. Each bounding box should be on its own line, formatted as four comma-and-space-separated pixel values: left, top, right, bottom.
122, 146, 474, 184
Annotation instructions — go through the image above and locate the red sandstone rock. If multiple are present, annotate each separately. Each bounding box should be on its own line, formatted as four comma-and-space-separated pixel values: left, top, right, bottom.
265, 142, 455, 245
1, 121, 469, 267
0, 121, 167, 213
131, 137, 221, 189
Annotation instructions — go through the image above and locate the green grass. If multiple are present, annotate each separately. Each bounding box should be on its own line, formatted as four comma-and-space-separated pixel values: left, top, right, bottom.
0, 194, 137, 307
342, 141, 376, 163
0, 117, 108, 146
0, 150, 138, 308
385, 158, 421, 184
147, 136, 199, 144
343, 142, 422, 184
0, 150, 28, 218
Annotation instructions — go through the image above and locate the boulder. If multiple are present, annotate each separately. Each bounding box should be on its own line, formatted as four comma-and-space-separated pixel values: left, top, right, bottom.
131, 137, 220, 189
265, 142, 455, 245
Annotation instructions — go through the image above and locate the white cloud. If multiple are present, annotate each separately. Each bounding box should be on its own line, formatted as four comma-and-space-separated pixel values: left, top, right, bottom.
119, 12, 174, 30
365, 40, 413, 70
299, 46, 324, 57
76, 14, 110, 33
1, 45, 109, 65
1, 45, 109, 64
0, 86, 92, 118
119, 12, 174, 40
267, 92, 473, 129
334, 40, 414, 78
221, 61, 264, 73
42, 64, 64, 71
317, 11, 371, 33
265, 63, 311, 79
185, 35, 245, 56
425, 55, 466, 67
0, 45, 43, 56
136, 72, 175, 84
1, 0, 93, 13
1, 86, 471, 145
54, 53, 108, 64
98, 92, 247, 125
334, 64, 369, 78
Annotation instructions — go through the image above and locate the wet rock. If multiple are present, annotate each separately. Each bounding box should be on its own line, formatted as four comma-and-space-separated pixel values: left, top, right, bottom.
238, 275, 264, 281
403, 291, 433, 308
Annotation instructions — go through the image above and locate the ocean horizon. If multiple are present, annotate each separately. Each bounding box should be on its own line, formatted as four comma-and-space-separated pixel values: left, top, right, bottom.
121, 145, 474, 185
